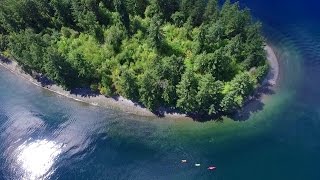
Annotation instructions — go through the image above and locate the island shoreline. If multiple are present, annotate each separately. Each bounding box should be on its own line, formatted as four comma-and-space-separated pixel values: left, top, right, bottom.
0, 44, 279, 120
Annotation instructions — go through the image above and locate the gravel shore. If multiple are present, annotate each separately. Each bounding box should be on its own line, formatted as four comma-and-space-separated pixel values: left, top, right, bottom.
0, 44, 279, 120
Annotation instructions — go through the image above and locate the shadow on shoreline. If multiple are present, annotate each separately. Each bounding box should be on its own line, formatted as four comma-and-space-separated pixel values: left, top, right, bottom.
0, 56, 12, 64
29, 73, 278, 122
70, 88, 100, 98
152, 83, 276, 122
1, 55, 276, 122
35, 74, 55, 87
232, 84, 275, 121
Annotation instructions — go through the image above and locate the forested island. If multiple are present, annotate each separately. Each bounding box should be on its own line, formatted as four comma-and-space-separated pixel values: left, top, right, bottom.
0, 0, 269, 118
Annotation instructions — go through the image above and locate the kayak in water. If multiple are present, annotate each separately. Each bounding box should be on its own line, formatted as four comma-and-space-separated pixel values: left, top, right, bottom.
208, 166, 216, 170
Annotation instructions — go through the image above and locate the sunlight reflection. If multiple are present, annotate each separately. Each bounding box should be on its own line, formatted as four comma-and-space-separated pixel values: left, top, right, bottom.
16, 139, 62, 180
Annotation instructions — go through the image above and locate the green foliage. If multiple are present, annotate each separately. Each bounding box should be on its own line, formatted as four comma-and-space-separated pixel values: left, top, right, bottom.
125, 0, 148, 17
8, 29, 50, 73
0, 0, 53, 32
221, 72, 256, 113
253, 64, 269, 83
155, 0, 180, 21
194, 48, 234, 81
177, 69, 199, 113
220, 91, 240, 113
138, 68, 162, 111
171, 12, 185, 27
50, 0, 75, 28
100, 73, 114, 96
157, 55, 184, 105
117, 68, 139, 101
203, 0, 219, 23
104, 24, 126, 53
0, 0, 268, 117
230, 72, 256, 97
43, 48, 79, 89
114, 0, 131, 34
0, 34, 8, 52
147, 13, 164, 50
196, 74, 223, 115
221, 1, 251, 37
71, 0, 99, 33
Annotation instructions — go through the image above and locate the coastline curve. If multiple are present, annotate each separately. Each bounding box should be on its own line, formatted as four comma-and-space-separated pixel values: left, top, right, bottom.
0, 44, 280, 121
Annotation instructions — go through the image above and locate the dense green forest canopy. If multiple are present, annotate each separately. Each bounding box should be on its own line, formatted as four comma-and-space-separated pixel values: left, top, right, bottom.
0, 0, 268, 116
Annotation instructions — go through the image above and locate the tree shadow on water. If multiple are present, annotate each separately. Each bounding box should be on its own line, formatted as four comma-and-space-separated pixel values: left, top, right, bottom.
150, 83, 276, 122
232, 84, 276, 121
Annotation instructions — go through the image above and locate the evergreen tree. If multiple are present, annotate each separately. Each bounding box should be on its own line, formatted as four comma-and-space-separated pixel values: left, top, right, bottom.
139, 68, 162, 111
125, 0, 148, 17
157, 55, 184, 105
196, 74, 223, 115
117, 68, 139, 101
0, 0, 268, 118
177, 69, 199, 113
148, 13, 163, 50
114, 0, 131, 34
203, 0, 219, 23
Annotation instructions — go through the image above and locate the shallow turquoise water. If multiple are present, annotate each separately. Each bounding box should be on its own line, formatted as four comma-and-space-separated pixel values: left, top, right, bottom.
1, 1, 320, 179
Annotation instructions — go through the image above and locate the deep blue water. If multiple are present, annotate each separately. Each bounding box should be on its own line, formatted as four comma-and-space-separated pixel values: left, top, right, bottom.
1, 1, 320, 179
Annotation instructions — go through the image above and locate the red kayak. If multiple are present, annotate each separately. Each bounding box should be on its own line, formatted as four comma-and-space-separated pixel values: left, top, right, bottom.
208, 166, 216, 170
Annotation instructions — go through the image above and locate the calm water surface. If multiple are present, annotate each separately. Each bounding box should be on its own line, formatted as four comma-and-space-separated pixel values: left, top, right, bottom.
1, 0, 320, 179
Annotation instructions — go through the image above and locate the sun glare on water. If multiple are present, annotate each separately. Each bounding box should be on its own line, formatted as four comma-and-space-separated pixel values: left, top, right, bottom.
16, 139, 62, 180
